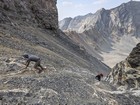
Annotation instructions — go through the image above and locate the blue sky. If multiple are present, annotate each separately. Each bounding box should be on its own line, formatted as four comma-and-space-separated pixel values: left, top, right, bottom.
57, 0, 140, 20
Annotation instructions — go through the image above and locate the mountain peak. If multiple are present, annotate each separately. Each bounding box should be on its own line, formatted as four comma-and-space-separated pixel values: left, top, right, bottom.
119, 0, 140, 9
98, 8, 106, 12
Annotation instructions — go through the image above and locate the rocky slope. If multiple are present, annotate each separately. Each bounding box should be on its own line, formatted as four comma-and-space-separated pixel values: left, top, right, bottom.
0, 0, 110, 73
0, 0, 140, 105
1, 57, 140, 105
59, 1, 140, 67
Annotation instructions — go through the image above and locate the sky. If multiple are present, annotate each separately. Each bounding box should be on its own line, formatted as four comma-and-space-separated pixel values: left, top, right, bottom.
57, 0, 140, 20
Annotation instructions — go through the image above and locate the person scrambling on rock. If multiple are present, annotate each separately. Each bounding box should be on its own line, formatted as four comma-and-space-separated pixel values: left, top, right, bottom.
95, 73, 104, 81
22, 54, 44, 73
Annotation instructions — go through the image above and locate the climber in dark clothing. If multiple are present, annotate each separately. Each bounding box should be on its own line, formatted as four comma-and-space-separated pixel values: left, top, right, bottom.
95, 73, 104, 81
23, 54, 44, 73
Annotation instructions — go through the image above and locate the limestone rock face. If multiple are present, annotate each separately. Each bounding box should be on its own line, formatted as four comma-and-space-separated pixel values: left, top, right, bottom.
59, 17, 72, 30
107, 43, 140, 90
0, 0, 58, 29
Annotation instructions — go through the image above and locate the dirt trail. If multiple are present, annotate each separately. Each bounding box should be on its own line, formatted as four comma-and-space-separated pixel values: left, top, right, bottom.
0, 65, 57, 80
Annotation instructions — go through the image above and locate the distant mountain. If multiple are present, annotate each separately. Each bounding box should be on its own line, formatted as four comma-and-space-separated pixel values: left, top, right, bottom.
59, 17, 72, 30
59, 1, 140, 67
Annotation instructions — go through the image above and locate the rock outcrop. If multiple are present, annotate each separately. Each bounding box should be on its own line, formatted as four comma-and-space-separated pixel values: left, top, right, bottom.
107, 43, 140, 90
0, 0, 58, 29
127, 43, 140, 68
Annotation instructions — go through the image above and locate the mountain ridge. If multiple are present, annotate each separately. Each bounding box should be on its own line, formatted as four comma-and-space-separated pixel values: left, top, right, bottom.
59, 1, 140, 67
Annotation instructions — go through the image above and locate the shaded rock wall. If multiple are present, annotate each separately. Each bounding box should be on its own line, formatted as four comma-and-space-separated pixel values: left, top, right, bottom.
127, 43, 140, 68
0, 0, 58, 29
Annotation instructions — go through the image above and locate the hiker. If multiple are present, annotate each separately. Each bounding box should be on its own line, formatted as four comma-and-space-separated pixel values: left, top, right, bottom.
95, 73, 104, 81
22, 54, 44, 73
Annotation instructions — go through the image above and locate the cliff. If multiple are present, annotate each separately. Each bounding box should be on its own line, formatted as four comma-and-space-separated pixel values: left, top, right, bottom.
0, 0, 58, 29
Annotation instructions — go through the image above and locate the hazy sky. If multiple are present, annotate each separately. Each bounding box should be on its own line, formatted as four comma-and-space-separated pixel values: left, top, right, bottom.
57, 0, 140, 20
